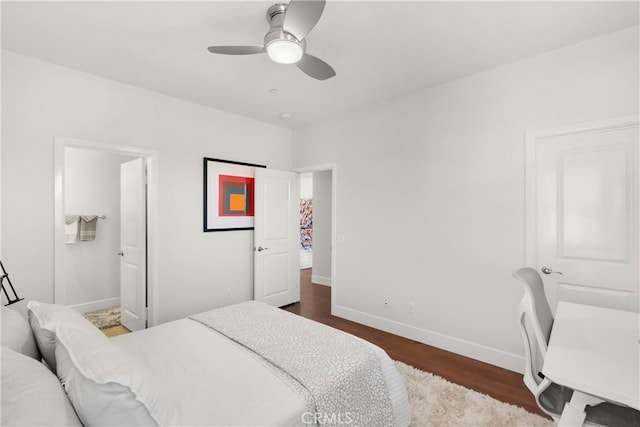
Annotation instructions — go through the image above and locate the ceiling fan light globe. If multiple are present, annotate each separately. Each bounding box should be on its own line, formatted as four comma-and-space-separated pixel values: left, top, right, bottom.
266, 39, 304, 64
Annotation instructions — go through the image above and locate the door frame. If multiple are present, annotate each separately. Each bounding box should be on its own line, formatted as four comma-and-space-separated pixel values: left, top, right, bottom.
293, 163, 337, 315
524, 114, 640, 275
53, 136, 160, 327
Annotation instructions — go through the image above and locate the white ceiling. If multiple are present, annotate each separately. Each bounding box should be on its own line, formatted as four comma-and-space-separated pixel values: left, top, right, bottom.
2, 1, 638, 128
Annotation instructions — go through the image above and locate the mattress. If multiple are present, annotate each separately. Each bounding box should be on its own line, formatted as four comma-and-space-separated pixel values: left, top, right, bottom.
112, 317, 410, 426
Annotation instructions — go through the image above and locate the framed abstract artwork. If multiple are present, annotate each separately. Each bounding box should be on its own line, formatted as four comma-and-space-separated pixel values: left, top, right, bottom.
203, 157, 266, 232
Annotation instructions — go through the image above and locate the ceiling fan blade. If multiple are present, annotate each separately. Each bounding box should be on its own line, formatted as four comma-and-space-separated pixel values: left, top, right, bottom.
283, 0, 325, 41
296, 53, 335, 81
207, 46, 265, 55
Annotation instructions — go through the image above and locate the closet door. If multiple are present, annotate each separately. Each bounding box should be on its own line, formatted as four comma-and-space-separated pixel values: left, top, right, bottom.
527, 117, 639, 312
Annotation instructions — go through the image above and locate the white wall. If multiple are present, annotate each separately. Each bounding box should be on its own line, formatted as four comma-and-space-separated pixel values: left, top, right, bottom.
63, 148, 136, 310
292, 27, 640, 371
299, 173, 313, 199
1, 50, 292, 323
312, 170, 332, 286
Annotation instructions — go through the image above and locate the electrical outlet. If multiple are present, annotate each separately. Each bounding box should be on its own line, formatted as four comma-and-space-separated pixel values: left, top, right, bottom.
383, 296, 390, 308
409, 302, 414, 314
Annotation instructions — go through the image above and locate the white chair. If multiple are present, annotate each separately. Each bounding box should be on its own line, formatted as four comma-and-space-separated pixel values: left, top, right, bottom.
513, 267, 640, 426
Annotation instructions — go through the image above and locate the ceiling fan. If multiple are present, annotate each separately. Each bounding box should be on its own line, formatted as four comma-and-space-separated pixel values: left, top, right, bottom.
207, 0, 336, 81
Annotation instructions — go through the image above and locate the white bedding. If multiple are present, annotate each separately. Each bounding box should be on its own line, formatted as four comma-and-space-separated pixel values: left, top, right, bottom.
112, 318, 410, 427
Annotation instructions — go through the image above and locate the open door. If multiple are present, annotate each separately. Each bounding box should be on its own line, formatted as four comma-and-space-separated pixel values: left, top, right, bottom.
254, 168, 300, 307
120, 158, 147, 331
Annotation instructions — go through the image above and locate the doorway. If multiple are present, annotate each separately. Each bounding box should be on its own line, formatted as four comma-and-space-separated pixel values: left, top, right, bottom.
295, 165, 336, 308
53, 137, 159, 329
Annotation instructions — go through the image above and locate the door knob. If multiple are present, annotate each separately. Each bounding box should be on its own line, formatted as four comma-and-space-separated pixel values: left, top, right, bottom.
117, 251, 124, 256
256, 246, 269, 252
541, 266, 562, 275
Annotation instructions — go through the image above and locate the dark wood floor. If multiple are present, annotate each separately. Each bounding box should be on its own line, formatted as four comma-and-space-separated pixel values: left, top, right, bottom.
284, 268, 547, 419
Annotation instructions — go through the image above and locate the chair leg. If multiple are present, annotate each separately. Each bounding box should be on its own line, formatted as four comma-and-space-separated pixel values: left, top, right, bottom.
558, 391, 604, 427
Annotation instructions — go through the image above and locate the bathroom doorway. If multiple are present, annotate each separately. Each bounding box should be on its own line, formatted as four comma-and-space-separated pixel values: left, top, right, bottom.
53, 137, 159, 330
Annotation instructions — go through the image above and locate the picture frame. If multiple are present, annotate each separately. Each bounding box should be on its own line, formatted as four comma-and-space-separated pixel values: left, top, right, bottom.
203, 157, 266, 232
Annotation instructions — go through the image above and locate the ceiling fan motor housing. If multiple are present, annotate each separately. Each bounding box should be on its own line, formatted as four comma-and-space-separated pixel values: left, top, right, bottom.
266, 3, 287, 24
264, 3, 306, 53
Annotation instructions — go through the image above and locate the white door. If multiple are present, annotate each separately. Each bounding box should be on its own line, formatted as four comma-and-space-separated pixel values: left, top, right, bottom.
527, 116, 639, 312
254, 168, 300, 307
120, 158, 147, 331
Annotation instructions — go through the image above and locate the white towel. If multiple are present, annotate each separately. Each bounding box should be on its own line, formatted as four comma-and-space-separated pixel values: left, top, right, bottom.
65, 215, 79, 244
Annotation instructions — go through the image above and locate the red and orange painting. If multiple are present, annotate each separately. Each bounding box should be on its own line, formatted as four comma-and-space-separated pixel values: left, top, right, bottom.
218, 175, 255, 217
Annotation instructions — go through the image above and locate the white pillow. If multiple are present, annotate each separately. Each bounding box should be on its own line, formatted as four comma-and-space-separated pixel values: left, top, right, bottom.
1, 346, 82, 426
27, 300, 101, 372
55, 326, 162, 426
1, 307, 40, 360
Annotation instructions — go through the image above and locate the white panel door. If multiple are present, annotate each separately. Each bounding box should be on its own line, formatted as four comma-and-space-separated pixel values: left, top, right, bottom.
120, 158, 147, 331
529, 117, 639, 312
254, 168, 300, 307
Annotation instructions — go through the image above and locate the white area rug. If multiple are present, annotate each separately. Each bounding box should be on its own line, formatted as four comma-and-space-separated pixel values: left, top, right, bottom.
395, 361, 553, 427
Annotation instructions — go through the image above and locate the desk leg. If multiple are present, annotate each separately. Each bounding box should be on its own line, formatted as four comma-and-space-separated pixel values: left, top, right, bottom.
558, 391, 604, 427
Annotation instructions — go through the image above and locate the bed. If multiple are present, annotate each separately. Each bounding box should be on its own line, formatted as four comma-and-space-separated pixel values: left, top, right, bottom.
1, 301, 411, 427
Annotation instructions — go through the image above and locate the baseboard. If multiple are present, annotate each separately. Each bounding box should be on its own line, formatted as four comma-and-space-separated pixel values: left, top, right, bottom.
69, 297, 120, 314
333, 304, 524, 373
311, 275, 332, 286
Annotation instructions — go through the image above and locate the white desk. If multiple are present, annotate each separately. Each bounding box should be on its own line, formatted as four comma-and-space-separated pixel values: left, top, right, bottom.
543, 301, 640, 425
